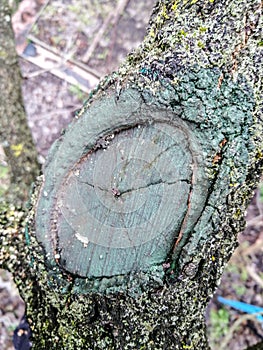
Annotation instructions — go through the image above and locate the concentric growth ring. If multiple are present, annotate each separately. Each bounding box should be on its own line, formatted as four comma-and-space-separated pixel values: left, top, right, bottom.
35, 89, 206, 278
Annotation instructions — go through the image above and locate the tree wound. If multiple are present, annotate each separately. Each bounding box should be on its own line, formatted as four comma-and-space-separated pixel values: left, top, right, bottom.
35, 89, 208, 279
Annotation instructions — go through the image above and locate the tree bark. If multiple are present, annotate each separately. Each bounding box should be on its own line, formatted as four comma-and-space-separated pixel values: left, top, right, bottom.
0, 0, 39, 205
1, 0, 262, 349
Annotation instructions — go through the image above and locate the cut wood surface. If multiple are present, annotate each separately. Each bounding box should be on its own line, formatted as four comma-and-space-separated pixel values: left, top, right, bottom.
36, 89, 209, 282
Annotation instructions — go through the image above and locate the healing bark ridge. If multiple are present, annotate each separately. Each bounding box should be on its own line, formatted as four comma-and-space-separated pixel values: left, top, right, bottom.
36, 92, 209, 284
1, 0, 262, 349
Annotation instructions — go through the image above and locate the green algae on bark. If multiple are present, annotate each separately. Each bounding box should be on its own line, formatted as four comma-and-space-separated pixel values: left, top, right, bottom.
35, 66, 258, 296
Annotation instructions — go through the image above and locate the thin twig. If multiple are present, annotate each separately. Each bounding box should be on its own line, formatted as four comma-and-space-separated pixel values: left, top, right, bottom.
246, 265, 263, 288
112, 0, 131, 25
25, 0, 51, 37
218, 312, 263, 350
82, 12, 112, 63
246, 214, 263, 227
82, 0, 130, 63
240, 234, 263, 257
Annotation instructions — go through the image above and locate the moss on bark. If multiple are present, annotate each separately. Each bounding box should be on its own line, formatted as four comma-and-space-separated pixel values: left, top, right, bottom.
0, 0, 39, 205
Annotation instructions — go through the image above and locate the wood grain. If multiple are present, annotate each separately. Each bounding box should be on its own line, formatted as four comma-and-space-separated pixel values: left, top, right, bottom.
35, 88, 207, 278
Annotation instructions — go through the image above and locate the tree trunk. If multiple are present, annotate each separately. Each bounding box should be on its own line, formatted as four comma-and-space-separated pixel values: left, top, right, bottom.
1, 0, 262, 349
0, 0, 39, 205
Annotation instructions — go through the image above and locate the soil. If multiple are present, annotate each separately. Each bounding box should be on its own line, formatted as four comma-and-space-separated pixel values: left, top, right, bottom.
0, 1, 262, 349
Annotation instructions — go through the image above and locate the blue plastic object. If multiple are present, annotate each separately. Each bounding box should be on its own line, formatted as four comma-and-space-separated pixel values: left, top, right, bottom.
22, 43, 37, 58
218, 296, 263, 322
13, 316, 32, 350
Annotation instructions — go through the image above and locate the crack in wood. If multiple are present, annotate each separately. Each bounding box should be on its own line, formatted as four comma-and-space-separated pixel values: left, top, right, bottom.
78, 178, 188, 197
36, 90, 208, 279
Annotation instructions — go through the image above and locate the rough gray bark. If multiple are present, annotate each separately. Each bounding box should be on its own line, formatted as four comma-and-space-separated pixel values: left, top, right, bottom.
0, 1, 262, 350
0, 0, 39, 205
